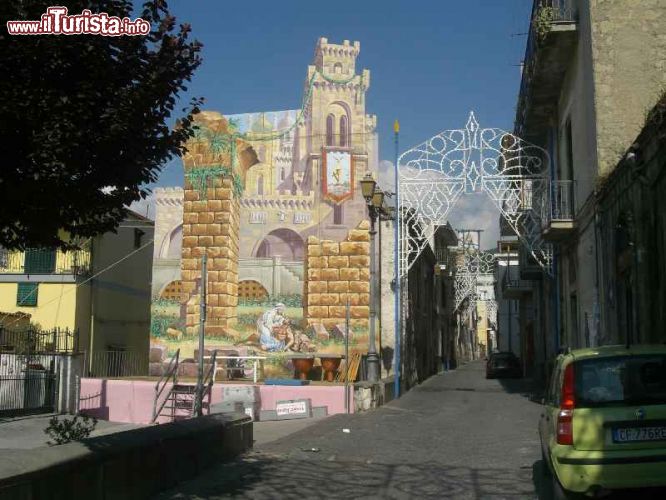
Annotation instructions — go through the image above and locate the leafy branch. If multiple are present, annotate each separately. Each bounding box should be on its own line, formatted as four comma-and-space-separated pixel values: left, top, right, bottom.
44, 414, 98, 445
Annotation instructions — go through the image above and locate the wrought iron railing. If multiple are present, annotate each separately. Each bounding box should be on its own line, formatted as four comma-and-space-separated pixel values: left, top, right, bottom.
502, 266, 532, 292
542, 180, 576, 224
0, 326, 79, 354
152, 349, 180, 423
515, 0, 578, 133
193, 350, 217, 417
88, 350, 147, 378
0, 245, 91, 275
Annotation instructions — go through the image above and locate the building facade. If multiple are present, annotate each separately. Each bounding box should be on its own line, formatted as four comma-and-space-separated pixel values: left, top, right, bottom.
0, 210, 154, 375
512, 0, 666, 380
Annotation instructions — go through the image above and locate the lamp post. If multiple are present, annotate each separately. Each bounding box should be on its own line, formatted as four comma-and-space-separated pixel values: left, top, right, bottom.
360, 173, 383, 383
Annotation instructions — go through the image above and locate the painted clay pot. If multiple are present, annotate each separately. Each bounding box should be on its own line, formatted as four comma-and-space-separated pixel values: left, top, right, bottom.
292, 356, 315, 380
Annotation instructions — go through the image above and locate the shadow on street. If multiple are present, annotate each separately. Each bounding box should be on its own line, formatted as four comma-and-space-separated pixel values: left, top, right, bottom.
160, 454, 538, 499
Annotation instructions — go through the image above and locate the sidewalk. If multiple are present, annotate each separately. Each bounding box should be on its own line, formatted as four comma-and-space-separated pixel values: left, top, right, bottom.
0, 413, 144, 450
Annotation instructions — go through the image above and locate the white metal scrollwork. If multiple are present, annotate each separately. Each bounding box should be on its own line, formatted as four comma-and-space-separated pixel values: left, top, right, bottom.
454, 249, 496, 311
398, 112, 552, 278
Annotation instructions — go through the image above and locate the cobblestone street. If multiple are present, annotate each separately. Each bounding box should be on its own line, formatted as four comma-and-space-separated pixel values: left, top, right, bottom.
158, 361, 548, 499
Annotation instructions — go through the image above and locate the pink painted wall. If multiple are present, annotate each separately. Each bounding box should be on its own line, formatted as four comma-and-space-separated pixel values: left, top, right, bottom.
79, 378, 352, 424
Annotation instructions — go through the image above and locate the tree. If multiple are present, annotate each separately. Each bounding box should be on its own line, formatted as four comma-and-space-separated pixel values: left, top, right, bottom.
0, 1, 203, 249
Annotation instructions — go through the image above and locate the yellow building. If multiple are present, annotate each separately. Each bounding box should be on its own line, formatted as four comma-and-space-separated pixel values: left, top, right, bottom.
0, 210, 154, 375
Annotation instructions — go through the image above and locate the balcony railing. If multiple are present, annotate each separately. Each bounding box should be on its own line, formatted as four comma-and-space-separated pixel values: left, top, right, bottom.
519, 248, 544, 280
0, 326, 79, 354
540, 180, 576, 240
0, 246, 91, 275
543, 180, 575, 222
88, 350, 147, 378
515, 0, 578, 135
502, 267, 533, 298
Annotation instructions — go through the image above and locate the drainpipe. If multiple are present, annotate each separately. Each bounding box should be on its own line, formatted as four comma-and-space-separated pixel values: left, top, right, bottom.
87, 239, 96, 376
549, 125, 561, 355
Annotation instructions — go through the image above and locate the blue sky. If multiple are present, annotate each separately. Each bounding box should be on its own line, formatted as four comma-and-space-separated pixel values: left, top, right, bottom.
136, 0, 533, 247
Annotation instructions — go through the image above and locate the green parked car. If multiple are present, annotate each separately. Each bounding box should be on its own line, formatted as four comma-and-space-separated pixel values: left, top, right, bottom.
539, 345, 666, 498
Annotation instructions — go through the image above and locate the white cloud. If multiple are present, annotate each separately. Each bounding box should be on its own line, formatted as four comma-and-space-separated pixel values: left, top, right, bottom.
376, 160, 501, 250
446, 193, 500, 250
377, 160, 396, 192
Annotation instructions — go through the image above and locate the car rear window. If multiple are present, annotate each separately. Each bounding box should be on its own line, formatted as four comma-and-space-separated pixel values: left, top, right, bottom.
491, 354, 517, 365
575, 355, 666, 407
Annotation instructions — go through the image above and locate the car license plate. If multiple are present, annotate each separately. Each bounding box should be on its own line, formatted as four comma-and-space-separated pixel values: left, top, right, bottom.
612, 426, 666, 443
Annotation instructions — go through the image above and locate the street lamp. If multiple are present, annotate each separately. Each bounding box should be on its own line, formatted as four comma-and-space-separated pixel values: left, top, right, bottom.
360, 173, 382, 383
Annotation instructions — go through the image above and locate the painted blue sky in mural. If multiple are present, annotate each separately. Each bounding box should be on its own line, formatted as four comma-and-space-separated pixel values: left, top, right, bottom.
133, 0, 534, 248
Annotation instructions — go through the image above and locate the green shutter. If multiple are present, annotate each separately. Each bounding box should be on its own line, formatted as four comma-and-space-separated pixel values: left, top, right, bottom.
17, 282, 38, 307
24, 249, 56, 273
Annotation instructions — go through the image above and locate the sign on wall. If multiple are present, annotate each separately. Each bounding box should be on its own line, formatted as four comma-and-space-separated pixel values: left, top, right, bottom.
322, 149, 353, 203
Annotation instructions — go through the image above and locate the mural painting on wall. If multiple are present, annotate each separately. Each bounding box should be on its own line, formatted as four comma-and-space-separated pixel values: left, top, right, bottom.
150, 38, 378, 379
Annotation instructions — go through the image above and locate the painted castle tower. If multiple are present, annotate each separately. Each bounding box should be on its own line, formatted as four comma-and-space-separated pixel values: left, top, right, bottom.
153, 38, 379, 305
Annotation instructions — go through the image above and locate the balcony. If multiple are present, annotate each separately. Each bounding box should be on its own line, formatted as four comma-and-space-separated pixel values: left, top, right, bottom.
0, 245, 91, 281
435, 249, 455, 279
515, 0, 578, 138
541, 180, 576, 241
519, 248, 544, 280
502, 268, 533, 299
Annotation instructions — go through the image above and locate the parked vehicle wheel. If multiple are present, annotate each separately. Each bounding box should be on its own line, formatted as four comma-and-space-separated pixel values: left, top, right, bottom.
540, 447, 551, 477
552, 473, 583, 500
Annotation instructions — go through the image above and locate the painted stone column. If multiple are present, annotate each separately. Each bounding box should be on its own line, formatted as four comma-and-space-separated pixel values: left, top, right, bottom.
304, 220, 371, 330
181, 175, 240, 337
179, 111, 257, 338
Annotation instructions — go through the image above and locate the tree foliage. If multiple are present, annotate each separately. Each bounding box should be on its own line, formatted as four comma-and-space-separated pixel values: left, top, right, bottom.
0, 1, 203, 249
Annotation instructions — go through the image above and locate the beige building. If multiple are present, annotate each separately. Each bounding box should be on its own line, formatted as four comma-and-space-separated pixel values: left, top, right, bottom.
514, 0, 666, 376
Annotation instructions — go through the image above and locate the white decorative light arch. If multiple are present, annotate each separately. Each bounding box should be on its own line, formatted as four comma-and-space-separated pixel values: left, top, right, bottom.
397, 112, 552, 279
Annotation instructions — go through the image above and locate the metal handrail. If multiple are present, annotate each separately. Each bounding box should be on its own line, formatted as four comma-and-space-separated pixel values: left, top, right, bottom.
193, 350, 217, 417
152, 348, 180, 423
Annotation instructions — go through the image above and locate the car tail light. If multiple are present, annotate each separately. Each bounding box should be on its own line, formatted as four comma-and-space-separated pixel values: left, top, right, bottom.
557, 363, 575, 445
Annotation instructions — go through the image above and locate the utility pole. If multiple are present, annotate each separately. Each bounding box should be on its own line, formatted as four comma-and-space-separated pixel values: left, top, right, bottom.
195, 254, 207, 417
393, 119, 401, 398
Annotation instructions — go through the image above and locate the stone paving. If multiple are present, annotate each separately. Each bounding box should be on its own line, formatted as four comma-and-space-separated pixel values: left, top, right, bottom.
158, 360, 666, 499
157, 361, 551, 498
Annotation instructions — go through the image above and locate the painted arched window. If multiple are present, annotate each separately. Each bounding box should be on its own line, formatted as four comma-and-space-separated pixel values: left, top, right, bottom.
257, 174, 264, 195
326, 114, 334, 146
339, 115, 348, 147
280, 167, 286, 181
334, 62, 343, 74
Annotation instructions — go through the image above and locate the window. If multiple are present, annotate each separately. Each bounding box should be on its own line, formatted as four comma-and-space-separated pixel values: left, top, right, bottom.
17, 282, 38, 307
134, 229, 145, 249
326, 114, 334, 146
257, 175, 264, 195
339, 115, 348, 147
333, 204, 344, 225
24, 248, 56, 274
575, 355, 666, 407
280, 167, 286, 181
334, 62, 342, 74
